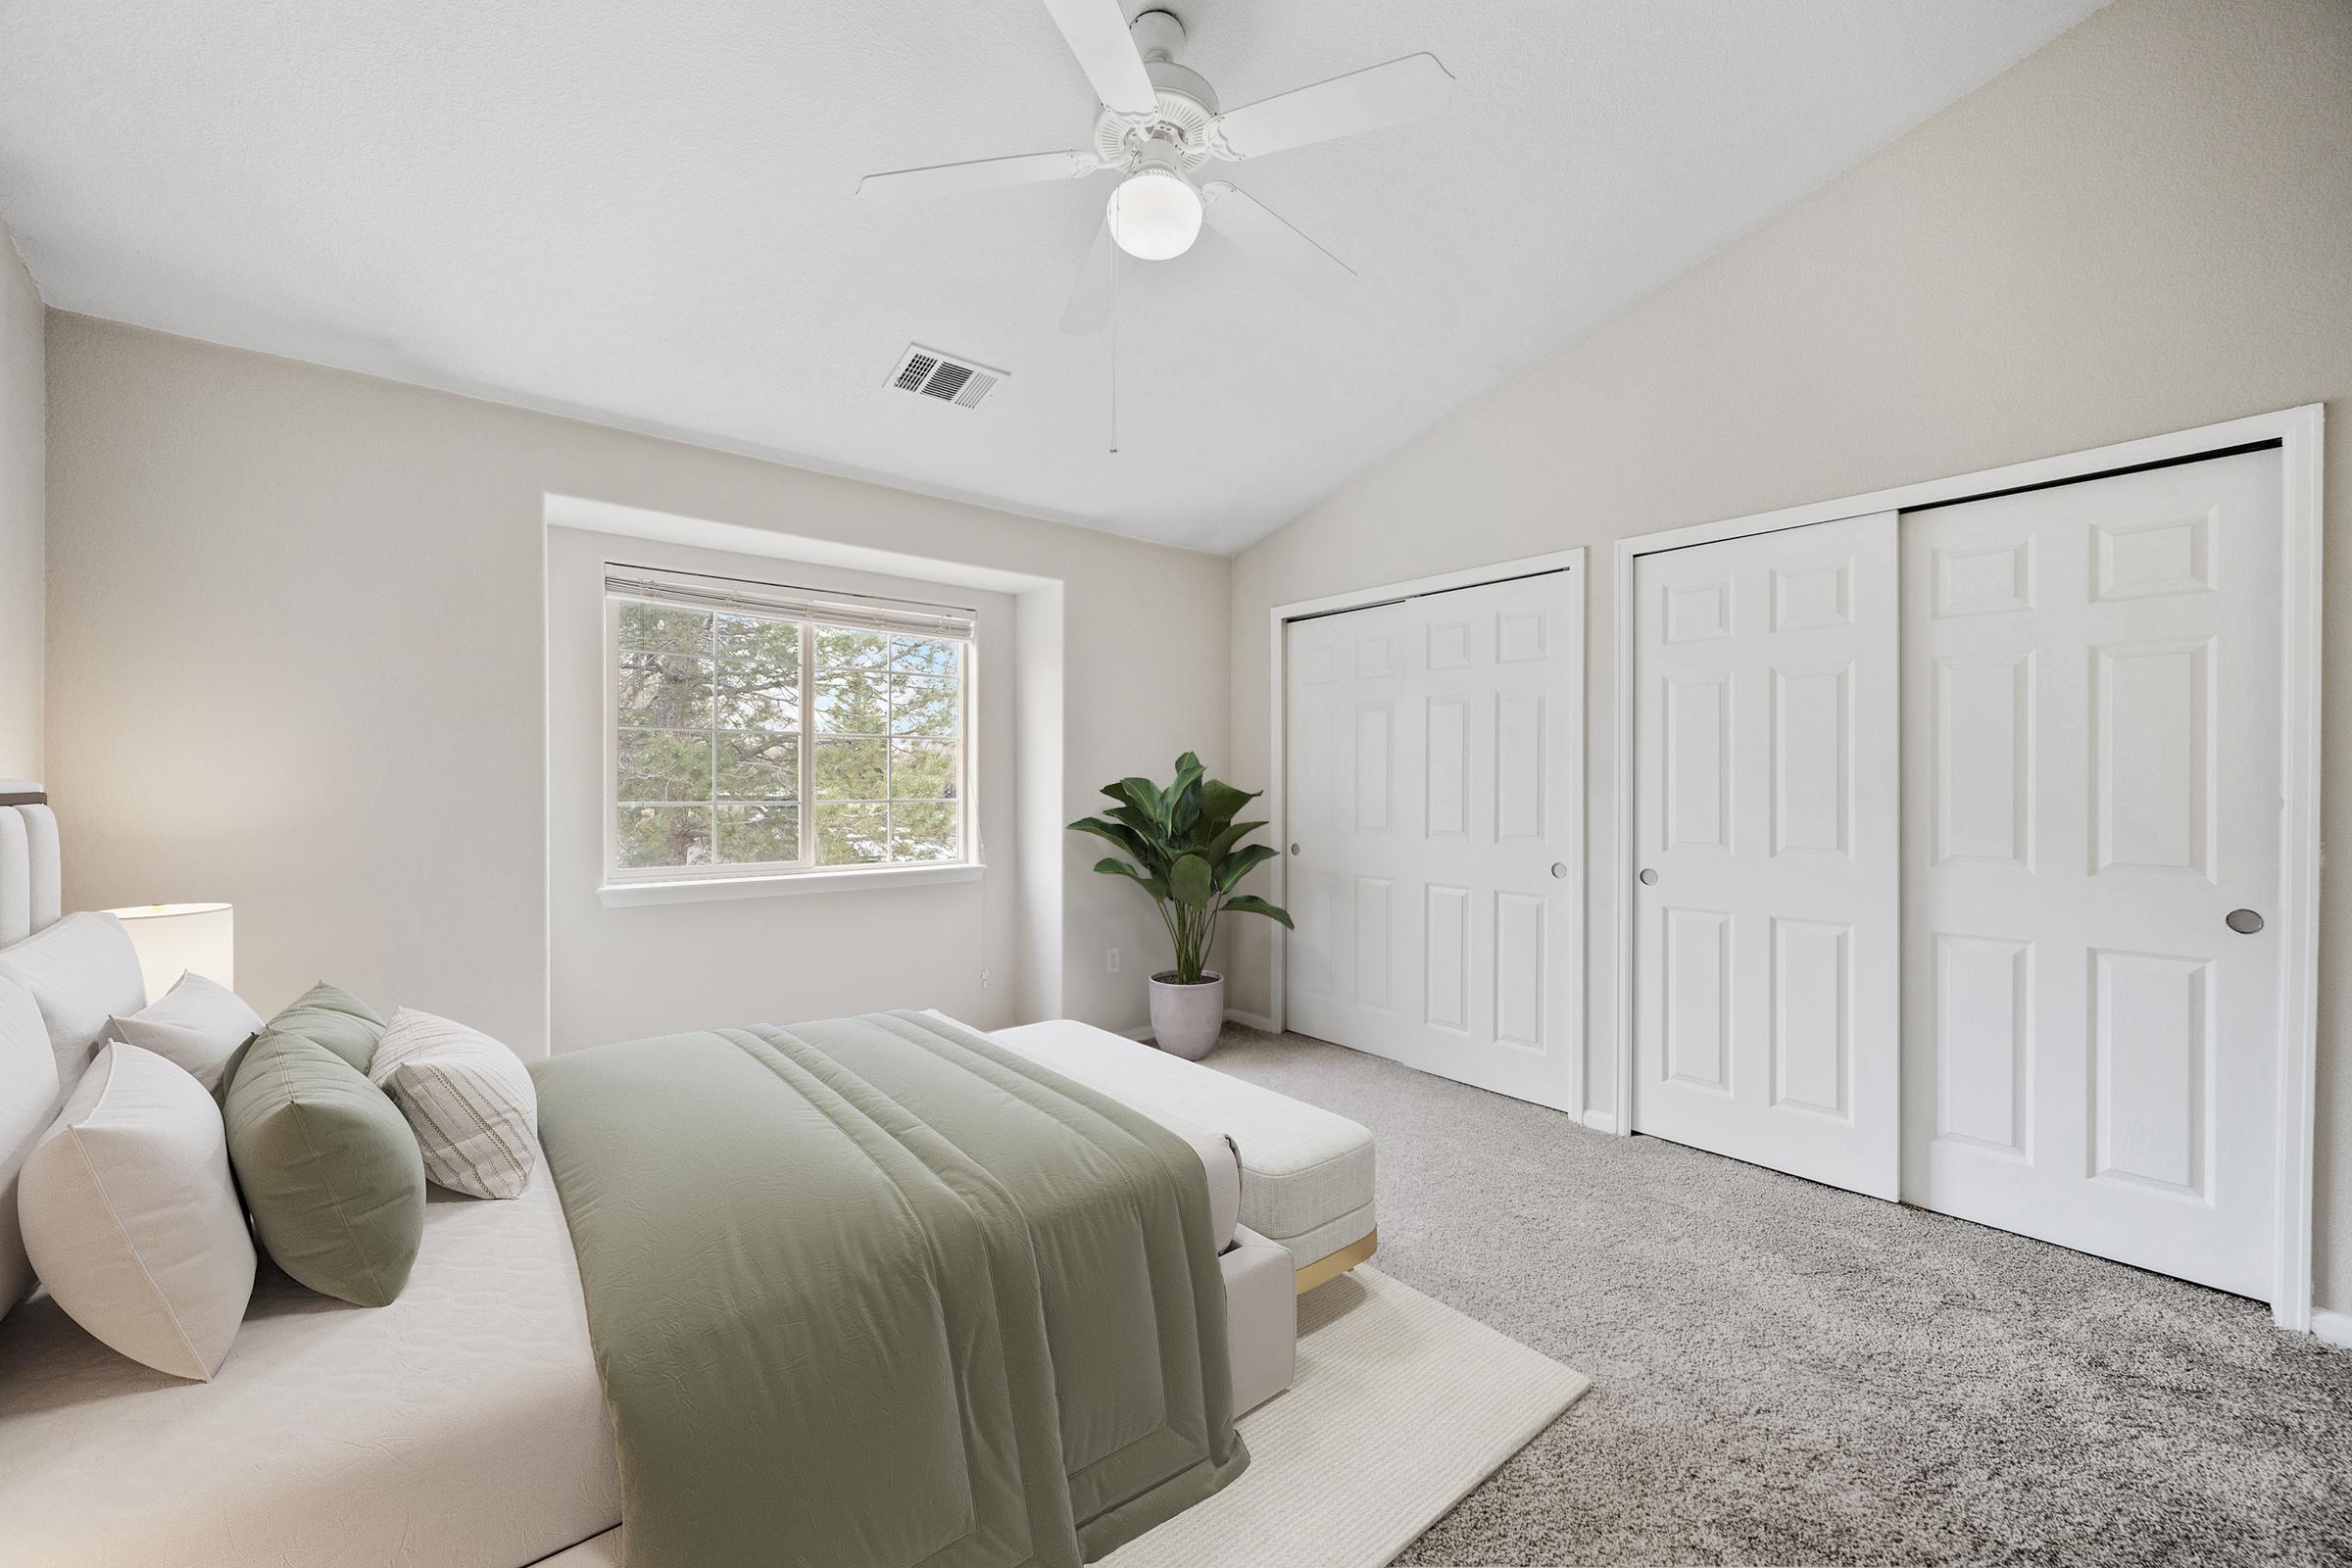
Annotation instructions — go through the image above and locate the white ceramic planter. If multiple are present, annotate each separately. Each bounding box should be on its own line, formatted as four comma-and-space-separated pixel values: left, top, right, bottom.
1149, 972, 1224, 1060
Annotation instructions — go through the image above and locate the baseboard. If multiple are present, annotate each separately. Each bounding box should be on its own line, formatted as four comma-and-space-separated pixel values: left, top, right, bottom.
2313, 1309, 2352, 1350
1581, 1108, 1618, 1135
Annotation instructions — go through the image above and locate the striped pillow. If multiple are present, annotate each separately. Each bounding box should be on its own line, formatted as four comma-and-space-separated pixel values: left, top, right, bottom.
368, 1008, 537, 1200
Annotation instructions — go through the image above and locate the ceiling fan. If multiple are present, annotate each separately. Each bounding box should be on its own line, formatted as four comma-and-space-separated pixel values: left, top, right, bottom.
858, 1, 1455, 335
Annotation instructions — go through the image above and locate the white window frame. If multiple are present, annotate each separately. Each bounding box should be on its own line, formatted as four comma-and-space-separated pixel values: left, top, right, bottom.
600, 568, 981, 899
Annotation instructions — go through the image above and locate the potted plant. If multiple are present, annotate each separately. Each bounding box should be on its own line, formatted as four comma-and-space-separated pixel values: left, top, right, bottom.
1070, 753, 1294, 1059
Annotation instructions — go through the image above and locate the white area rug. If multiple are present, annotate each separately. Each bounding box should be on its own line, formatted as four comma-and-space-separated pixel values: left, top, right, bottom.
536, 1268, 1587, 1568
1104, 1267, 1591, 1568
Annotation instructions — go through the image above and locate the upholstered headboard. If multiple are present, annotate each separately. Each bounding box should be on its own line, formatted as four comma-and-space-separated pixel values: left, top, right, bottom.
0, 782, 61, 947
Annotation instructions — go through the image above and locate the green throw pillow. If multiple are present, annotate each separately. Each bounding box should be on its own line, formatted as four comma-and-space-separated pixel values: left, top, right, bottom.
220, 981, 386, 1090
225, 1029, 423, 1306
263, 982, 386, 1071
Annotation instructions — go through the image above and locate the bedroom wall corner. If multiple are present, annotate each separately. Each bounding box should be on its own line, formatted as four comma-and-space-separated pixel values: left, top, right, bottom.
0, 217, 40, 780
1012, 579, 1064, 1023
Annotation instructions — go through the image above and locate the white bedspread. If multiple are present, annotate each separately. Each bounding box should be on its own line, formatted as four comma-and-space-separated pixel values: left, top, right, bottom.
0, 1156, 620, 1568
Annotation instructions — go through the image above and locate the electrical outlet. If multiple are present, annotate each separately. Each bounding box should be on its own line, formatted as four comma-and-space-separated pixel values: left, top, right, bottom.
980, 968, 991, 990
1105, 947, 1121, 975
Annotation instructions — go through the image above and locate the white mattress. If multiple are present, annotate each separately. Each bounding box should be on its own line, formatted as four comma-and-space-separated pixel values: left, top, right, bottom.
991, 1019, 1377, 1266
0, 1156, 621, 1568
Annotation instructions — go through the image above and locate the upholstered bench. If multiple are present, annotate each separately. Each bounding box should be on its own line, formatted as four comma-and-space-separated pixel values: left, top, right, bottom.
991, 1019, 1379, 1293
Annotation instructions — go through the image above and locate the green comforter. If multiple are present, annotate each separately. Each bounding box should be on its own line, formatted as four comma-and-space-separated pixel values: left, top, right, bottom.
532, 1010, 1249, 1568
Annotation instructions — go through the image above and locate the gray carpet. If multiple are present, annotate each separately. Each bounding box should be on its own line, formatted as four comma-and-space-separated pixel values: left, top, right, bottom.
1205, 1027, 2352, 1567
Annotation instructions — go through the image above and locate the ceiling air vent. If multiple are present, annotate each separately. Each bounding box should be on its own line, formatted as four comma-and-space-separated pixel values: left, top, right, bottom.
886, 344, 1008, 411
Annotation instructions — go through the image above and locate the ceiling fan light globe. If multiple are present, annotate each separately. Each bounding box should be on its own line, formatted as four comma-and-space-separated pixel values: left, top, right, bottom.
1106, 169, 1202, 261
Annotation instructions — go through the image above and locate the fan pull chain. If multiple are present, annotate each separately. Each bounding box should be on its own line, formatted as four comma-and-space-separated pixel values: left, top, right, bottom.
1108, 243, 1120, 454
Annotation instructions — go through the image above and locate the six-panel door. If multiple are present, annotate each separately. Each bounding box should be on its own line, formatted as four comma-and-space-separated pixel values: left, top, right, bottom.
1631, 512, 1902, 1199
1899, 450, 2282, 1298
1283, 571, 1582, 1112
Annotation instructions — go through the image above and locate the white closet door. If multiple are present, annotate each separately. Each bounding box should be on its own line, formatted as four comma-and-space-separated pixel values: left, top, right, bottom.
1632, 512, 1900, 1199
1901, 450, 2282, 1298
1284, 570, 1582, 1112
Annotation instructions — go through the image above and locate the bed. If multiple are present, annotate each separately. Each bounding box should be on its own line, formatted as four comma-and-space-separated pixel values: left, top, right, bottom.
0, 788, 1371, 1567
0, 1161, 623, 1567
0, 1107, 1287, 1568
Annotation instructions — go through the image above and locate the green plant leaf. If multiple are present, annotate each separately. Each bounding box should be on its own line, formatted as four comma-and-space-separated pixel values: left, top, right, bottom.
1221, 894, 1295, 929
1092, 857, 1167, 900
1169, 854, 1214, 907
1107, 776, 1168, 826
1202, 818, 1268, 862
1069, 815, 1152, 861
1169, 755, 1207, 839
1214, 842, 1277, 893
1101, 775, 1156, 817
1103, 804, 1173, 858
1196, 779, 1254, 836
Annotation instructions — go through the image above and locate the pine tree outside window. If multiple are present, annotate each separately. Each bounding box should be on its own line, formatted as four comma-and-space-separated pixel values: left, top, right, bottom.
606, 570, 974, 885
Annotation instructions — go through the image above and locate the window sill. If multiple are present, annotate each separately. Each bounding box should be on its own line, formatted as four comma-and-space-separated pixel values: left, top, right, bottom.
598, 862, 984, 906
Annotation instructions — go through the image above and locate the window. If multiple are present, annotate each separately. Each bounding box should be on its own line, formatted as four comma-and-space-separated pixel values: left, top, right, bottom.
606, 568, 974, 885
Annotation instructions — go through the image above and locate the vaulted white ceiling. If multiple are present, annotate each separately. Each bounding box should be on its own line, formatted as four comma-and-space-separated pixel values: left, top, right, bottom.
0, 1, 2103, 553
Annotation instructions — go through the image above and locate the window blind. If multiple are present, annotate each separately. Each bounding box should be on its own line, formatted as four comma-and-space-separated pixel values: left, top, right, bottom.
605, 567, 976, 641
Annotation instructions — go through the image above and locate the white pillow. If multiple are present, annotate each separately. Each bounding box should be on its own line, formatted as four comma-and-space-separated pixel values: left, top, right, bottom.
107, 971, 264, 1096
0, 911, 149, 1093
0, 973, 58, 1324
369, 1008, 539, 1200
19, 1044, 257, 1380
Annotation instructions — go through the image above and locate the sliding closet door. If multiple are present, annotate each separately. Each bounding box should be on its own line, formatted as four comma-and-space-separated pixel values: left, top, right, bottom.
1284, 570, 1582, 1112
1900, 450, 2283, 1298
1631, 512, 1900, 1199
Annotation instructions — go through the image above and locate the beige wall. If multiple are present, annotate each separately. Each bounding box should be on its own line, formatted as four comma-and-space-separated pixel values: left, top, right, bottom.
1228, 0, 2352, 1312
44, 316, 1230, 1050
0, 219, 38, 779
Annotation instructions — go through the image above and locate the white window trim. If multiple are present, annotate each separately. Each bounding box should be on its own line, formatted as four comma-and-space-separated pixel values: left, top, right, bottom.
597, 862, 984, 906
600, 569, 983, 898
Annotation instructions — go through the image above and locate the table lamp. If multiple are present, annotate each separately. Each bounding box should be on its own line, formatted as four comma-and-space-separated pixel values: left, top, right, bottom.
104, 903, 234, 1004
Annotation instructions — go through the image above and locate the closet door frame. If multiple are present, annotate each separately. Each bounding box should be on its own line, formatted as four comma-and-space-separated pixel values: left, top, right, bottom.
1610, 404, 2325, 1331
1265, 546, 1589, 1115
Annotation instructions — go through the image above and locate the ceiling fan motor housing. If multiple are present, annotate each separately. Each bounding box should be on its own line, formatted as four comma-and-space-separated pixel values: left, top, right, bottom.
1092, 10, 1218, 173
1094, 70, 1217, 171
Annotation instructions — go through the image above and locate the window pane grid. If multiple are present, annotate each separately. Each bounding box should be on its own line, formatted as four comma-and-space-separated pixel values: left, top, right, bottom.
612, 596, 966, 880
807, 625, 961, 867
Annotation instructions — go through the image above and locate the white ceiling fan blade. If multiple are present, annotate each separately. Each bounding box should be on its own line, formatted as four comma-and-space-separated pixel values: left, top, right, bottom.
1209, 53, 1455, 161
1201, 184, 1355, 296
858, 150, 1093, 204
1059, 223, 1117, 335
1041, 0, 1159, 116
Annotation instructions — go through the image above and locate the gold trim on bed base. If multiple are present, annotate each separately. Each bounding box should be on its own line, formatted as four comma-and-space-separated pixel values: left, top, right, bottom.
1294, 1228, 1377, 1295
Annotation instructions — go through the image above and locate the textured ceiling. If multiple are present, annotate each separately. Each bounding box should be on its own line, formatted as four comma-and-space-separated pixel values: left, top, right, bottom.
0, 1, 2104, 553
